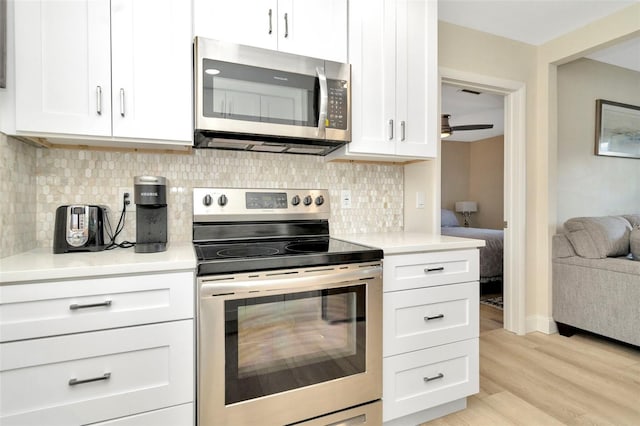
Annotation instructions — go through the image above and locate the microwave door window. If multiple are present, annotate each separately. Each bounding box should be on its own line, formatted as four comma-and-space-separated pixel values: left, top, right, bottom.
203, 59, 317, 127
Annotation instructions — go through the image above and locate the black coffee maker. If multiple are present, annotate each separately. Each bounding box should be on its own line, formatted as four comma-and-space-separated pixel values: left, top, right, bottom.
134, 176, 168, 253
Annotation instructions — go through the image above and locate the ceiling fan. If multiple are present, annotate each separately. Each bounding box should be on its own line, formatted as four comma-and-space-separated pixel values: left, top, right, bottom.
441, 114, 493, 138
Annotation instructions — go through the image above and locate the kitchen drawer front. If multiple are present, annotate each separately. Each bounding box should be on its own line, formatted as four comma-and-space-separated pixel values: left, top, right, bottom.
0, 320, 193, 426
0, 271, 194, 342
383, 282, 478, 357
382, 339, 479, 422
383, 249, 479, 292
93, 403, 193, 425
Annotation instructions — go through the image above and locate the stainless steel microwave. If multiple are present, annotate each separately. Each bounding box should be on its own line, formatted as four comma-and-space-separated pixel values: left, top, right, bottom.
194, 37, 351, 155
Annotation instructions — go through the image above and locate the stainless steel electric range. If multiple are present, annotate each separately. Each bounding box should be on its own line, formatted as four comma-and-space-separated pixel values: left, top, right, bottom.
193, 187, 383, 426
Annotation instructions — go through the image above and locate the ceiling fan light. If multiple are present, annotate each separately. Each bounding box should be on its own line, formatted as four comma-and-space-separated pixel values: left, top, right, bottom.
441, 114, 452, 138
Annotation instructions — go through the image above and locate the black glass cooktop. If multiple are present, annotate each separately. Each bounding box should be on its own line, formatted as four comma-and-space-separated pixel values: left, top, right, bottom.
195, 237, 383, 276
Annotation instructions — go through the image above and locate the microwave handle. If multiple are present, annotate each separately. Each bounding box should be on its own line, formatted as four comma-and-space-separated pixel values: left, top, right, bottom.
316, 66, 328, 138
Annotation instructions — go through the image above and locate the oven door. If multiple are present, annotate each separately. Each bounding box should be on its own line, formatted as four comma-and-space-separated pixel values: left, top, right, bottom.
197, 263, 382, 426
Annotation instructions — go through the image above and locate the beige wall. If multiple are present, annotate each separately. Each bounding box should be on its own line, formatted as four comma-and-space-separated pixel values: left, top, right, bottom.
556, 58, 640, 226
469, 136, 504, 230
441, 136, 504, 230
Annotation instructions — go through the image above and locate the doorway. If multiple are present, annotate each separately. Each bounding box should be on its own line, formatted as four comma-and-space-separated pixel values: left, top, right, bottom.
440, 69, 526, 335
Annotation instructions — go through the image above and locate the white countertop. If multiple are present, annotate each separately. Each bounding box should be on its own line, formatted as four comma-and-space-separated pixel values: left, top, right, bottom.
334, 231, 485, 255
0, 242, 196, 284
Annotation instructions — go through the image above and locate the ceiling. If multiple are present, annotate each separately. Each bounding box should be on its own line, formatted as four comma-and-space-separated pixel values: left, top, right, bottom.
439, 0, 639, 142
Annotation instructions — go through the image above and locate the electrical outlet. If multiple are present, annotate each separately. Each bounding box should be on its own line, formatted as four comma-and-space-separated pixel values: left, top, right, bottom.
341, 189, 352, 209
118, 187, 135, 212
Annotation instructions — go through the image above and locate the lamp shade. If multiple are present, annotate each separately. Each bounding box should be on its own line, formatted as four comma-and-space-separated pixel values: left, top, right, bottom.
455, 201, 478, 213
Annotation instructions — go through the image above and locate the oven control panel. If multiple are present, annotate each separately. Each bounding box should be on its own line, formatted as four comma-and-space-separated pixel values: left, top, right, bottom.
193, 188, 330, 222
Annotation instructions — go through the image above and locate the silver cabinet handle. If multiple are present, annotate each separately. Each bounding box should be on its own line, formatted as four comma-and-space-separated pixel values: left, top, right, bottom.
119, 88, 125, 117
284, 13, 289, 38
424, 373, 444, 382
388, 119, 394, 140
96, 86, 102, 115
424, 266, 444, 273
400, 120, 406, 141
69, 300, 112, 310
69, 372, 111, 386
316, 66, 328, 138
327, 414, 367, 426
268, 9, 273, 34
424, 314, 444, 321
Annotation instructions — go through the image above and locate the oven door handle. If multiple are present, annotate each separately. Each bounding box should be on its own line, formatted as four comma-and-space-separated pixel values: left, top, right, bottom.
200, 265, 381, 297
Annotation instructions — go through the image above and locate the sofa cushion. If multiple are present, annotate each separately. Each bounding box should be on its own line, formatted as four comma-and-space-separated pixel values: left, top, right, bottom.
564, 216, 631, 259
631, 226, 640, 261
623, 214, 640, 227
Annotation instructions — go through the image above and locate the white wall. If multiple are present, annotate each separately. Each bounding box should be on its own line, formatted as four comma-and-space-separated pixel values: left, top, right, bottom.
557, 58, 640, 226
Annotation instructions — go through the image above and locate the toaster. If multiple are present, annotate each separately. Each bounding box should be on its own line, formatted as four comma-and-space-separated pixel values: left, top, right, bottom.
53, 205, 109, 254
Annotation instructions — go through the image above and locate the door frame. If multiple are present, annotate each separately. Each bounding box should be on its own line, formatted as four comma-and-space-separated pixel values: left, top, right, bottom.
440, 68, 526, 335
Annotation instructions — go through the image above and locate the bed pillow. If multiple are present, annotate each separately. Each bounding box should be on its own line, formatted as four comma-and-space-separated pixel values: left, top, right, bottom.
441, 209, 460, 227
564, 216, 631, 259
631, 226, 640, 261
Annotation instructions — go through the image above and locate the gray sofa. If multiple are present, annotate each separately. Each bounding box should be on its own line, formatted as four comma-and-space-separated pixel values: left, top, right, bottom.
552, 214, 640, 347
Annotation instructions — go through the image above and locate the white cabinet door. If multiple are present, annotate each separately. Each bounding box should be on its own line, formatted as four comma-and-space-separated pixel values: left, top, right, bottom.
394, 0, 437, 158
111, 0, 192, 142
193, 0, 279, 50
14, 0, 112, 136
277, 0, 347, 63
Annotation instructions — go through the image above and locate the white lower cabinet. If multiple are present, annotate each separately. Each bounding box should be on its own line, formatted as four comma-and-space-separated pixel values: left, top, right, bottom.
0, 321, 193, 426
0, 270, 195, 426
382, 249, 480, 424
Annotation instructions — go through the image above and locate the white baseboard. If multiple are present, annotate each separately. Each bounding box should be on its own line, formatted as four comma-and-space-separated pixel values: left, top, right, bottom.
526, 315, 558, 334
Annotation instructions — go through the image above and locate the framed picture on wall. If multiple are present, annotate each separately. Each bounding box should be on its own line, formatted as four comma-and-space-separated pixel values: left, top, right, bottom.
595, 99, 640, 159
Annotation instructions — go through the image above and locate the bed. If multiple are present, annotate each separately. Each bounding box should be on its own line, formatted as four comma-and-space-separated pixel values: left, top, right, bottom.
440, 209, 503, 284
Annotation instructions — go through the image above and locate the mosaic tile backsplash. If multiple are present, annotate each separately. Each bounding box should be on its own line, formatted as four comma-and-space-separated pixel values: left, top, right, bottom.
1, 136, 404, 257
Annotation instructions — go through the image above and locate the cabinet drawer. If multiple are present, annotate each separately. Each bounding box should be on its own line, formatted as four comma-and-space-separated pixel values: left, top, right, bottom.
383, 249, 478, 292
0, 271, 193, 342
383, 282, 478, 357
0, 320, 193, 426
382, 339, 478, 422
93, 403, 193, 425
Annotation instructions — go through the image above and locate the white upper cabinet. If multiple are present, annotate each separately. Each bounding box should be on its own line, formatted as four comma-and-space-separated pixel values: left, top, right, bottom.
327, 0, 438, 162
193, 0, 347, 63
14, 0, 112, 137
11, 0, 192, 147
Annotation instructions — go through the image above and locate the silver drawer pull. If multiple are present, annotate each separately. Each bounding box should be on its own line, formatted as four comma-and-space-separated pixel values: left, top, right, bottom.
69, 372, 111, 386
424, 314, 444, 321
424, 373, 444, 382
424, 266, 445, 273
69, 300, 112, 310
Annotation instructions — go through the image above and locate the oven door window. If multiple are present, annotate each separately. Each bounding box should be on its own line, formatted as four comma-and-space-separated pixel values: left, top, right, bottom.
224, 284, 366, 405
202, 59, 319, 127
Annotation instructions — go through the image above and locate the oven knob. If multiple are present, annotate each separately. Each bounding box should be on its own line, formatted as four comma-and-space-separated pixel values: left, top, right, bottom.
218, 194, 228, 206
291, 195, 301, 206
315, 195, 324, 206
203, 194, 213, 206
303, 195, 313, 206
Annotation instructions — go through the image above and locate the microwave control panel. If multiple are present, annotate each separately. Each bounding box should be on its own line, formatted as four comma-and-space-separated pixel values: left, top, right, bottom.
327, 80, 348, 130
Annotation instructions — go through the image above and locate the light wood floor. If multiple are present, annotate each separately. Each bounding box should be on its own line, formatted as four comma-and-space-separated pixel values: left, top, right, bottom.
424, 305, 640, 425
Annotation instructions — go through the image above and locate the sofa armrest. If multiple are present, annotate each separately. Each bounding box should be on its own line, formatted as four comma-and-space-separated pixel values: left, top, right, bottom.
552, 234, 576, 259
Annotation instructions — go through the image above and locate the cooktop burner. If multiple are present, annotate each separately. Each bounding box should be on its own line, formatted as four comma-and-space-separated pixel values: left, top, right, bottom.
195, 237, 381, 275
